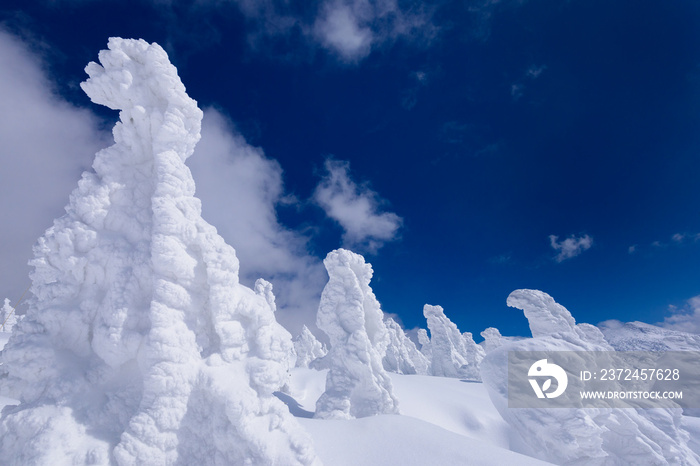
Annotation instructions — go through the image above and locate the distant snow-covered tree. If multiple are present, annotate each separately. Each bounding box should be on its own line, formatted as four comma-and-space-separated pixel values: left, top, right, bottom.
294, 325, 327, 368
314, 248, 399, 419
383, 317, 430, 375
0, 38, 318, 465
423, 304, 484, 381
0, 298, 17, 333
479, 327, 503, 353
417, 328, 432, 361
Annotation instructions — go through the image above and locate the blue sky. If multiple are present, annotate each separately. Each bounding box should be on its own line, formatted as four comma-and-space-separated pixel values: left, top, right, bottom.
2, 0, 700, 339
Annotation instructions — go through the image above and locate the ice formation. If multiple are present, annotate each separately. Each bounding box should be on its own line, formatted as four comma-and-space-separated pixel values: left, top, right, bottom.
0, 38, 318, 465
480, 289, 699, 465
294, 325, 327, 368
423, 304, 484, 381
0, 299, 17, 333
479, 327, 503, 353
314, 248, 399, 419
383, 316, 430, 375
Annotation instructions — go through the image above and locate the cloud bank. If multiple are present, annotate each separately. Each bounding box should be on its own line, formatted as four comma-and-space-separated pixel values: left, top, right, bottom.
313, 159, 402, 253
0, 29, 109, 303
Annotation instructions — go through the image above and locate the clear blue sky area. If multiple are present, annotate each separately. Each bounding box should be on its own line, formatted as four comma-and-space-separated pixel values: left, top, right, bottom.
2, 0, 700, 338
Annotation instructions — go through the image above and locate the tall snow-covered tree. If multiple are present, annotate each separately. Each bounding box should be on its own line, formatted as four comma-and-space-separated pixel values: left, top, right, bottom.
0, 38, 319, 465
314, 248, 399, 419
423, 304, 484, 381
383, 316, 429, 375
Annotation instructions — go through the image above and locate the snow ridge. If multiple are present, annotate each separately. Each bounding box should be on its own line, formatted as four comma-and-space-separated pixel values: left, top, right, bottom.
0, 38, 318, 466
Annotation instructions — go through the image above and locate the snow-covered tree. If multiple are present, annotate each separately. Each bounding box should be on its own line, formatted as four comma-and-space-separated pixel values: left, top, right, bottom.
383, 317, 430, 375
0, 38, 318, 465
314, 248, 399, 419
479, 327, 503, 353
417, 328, 432, 361
0, 298, 17, 333
294, 325, 327, 368
480, 289, 699, 465
423, 304, 484, 381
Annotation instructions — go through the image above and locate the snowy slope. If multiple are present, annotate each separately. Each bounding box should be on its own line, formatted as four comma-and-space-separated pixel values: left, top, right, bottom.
283, 367, 553, 465
599, 320, 700, 351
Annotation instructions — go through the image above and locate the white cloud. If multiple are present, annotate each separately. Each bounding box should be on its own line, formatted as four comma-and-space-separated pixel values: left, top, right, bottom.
232, 0, 436, 63
628, 245, 637, 254
549, 234, 593, 262
0, 29, 109, 303
314, 1, 373, 62
313, 158, 402, 253
658, 295, 700, 334
188, 109, 327, 334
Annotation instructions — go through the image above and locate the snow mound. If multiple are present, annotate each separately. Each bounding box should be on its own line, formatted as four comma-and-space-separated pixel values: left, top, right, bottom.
0, 38, 318, 465
314, 248, 399, 419
481, 289, 700, 465
423, 304, 484, 380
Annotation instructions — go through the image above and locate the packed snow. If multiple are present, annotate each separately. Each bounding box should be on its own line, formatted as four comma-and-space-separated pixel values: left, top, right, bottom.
1, 36, 699, 465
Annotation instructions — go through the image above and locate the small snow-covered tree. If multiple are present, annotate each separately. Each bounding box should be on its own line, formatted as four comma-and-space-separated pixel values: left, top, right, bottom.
0, 298, 17, 333
383, 317, 430, 375
294, 325, 327, 368
314, 248, 399, 419
0, 38, 318, 465
423, 304, 484, 380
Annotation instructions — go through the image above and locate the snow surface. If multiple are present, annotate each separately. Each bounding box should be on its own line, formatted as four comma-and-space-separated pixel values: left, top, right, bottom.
314, 248, 399, 419
285, 367, 553, 466
0, 38, 318, 465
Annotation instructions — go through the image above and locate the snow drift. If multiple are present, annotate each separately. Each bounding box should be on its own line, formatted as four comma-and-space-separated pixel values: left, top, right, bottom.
0, 38, 318, 465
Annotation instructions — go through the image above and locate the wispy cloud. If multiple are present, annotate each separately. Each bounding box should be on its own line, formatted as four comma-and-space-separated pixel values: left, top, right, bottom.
511, 64, 547, 101
232, 0, 437, 63
549, 234, 593, 262
0, 28, 109, 303
658, 295, 700, 334
313, 158, 402, 253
